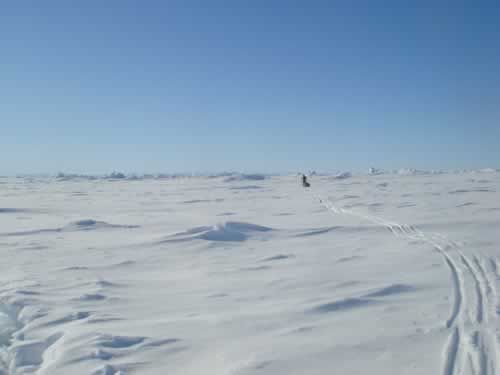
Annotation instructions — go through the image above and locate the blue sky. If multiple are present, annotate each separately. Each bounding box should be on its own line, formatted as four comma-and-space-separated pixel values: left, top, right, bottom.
2, 1, 499, 174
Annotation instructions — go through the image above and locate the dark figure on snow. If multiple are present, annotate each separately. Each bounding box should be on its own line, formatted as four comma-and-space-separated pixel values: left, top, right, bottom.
302, 174, 310, 188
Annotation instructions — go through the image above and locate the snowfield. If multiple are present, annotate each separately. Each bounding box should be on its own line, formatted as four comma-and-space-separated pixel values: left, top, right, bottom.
1, 172, 499, 374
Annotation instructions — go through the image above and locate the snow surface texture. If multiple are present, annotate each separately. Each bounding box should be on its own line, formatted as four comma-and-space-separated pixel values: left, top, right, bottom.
1, 172, 500, 374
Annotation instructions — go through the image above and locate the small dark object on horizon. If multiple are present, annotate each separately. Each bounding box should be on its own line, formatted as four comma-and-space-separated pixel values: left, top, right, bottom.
302, 174, 310, 188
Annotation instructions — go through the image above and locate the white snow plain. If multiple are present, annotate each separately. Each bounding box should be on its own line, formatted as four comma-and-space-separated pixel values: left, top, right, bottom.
0, 171, 499, 374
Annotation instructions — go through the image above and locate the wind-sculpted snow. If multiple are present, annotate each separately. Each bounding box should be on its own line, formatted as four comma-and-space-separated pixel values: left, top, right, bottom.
363, 284, 416, 298
230, 185, 263, 190
310, 284, 417, 314
66, 220, 140, 231
0, 173, 499, 374
311, 297, 376, 313
293, 226, 339, 237
261, 254, 294, 262
0, 208, 30, 214
2, 220, 140, 237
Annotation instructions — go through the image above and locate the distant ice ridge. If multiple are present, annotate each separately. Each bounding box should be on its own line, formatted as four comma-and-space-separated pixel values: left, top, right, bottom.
56, 172, 191, 181
223, 174, 267, 182
368, 167, 383, 175
390, 168, 499, 176
36, 168, 500, 182
395, 168, 446, 176
54, 172, 270, 182
305, 168, 498, 178
365, 168, 498, 177
56, 172, 99, 181
332, 172, 352, 180
475, 168, 498, 173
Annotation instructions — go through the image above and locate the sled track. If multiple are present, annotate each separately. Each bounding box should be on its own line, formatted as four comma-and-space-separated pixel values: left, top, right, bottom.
318, 196, 497, 375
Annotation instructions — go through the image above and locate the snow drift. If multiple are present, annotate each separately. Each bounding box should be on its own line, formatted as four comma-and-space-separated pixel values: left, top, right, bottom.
165, 221, 273, 242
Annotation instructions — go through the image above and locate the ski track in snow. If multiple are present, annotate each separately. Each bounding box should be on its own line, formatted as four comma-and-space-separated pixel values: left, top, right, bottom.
318, 195, 498, 375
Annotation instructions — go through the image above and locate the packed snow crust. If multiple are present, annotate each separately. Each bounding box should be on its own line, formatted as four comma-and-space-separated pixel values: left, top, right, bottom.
1, 171, 499, 374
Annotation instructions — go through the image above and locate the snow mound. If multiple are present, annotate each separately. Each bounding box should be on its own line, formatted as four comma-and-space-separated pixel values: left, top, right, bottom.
166, 222, 273, 242
200, 222, 272, 241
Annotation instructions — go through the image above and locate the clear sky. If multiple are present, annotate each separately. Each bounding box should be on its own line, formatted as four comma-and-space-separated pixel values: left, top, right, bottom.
2, 1, 499, 174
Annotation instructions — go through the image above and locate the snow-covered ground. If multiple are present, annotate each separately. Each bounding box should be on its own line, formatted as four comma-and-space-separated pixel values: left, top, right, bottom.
1, 172, 499, 374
